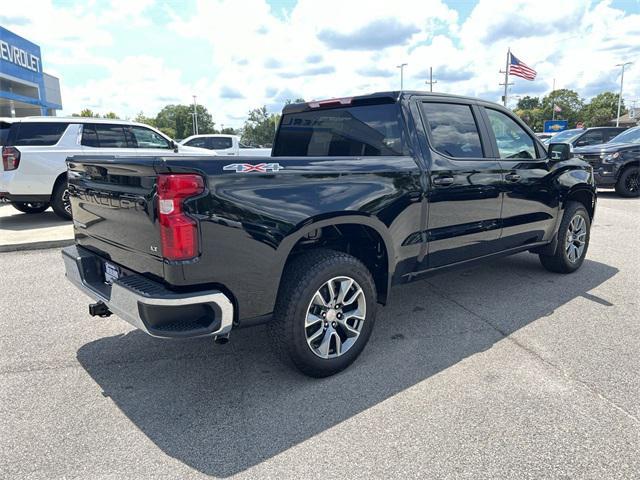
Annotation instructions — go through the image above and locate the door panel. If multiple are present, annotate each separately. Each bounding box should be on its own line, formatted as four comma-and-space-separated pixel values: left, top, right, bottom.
481, 107, 558, 249
416, 100, 504, 270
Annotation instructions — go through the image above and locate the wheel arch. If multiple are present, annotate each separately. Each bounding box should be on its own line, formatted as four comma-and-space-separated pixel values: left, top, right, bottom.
617, 159, 640, 179
51, 171, 68, 195
276, 215, 395, 306
564, 185, 596, 220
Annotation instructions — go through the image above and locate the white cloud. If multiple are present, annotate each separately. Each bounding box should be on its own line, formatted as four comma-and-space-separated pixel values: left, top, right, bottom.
2, 0, 639, 129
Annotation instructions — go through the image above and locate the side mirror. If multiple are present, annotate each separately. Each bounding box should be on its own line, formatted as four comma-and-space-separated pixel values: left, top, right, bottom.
548, 142, 571, 161
170, 140, 178, 152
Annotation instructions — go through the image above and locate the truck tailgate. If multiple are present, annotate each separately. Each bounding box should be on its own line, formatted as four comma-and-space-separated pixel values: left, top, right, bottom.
66, 156, 164, 279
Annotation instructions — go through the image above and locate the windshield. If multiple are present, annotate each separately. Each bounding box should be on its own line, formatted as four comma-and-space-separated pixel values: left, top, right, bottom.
549, 129, 583, 143
609, 127, 640, 144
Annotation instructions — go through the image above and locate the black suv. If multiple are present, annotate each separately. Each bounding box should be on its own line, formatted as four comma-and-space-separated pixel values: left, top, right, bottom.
573, 126, 640, 197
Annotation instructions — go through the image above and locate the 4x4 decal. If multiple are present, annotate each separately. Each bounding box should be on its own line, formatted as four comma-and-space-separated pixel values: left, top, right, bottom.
223, 163, 283, 173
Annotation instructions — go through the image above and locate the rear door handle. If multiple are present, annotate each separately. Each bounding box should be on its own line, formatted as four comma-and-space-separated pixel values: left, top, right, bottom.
505, 173, 521, 182
433, 176, 454, 186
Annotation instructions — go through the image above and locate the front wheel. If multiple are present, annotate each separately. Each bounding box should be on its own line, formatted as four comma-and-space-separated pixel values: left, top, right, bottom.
539, 201, 591, 273
269, 249, 377, 377
11, 201, 50, 214
615, 166, 640, 197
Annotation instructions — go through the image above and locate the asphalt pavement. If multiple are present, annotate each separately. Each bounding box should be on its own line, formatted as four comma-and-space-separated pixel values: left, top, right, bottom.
0, 203, 73, 252
1, 192, 639, 479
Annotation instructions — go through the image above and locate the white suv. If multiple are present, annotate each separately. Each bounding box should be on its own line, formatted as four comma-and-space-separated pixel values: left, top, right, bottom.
0, 117, 212, 219
180, 134, 271, 157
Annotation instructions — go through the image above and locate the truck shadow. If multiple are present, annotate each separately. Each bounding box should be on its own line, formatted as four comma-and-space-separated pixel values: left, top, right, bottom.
76, 253, 618, 478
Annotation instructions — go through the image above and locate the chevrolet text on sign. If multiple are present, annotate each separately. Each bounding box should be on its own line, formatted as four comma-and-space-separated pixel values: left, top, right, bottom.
0, 40, 40, 73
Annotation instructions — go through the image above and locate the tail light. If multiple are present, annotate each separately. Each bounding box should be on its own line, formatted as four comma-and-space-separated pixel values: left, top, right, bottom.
2, 147, 20, 171
157, 174, 204, 261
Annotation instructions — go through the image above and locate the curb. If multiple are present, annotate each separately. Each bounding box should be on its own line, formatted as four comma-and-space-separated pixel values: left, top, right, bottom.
0, 238, 75, 253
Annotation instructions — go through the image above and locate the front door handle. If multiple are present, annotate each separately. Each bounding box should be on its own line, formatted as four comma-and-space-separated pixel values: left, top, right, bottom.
505, 173, 521, 182
433, 175, 454, 186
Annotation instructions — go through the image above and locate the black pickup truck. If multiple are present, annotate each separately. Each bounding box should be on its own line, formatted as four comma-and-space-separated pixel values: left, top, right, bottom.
63, 91, 596, 377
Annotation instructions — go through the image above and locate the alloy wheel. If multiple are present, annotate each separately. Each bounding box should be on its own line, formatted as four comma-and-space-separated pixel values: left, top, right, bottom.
565, 214, 587, 263
625, 172, 639, 193
62, 188, 71, 215
304, 276, 366, 359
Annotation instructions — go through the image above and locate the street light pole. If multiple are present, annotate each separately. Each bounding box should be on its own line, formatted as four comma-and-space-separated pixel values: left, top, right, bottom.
426, 66, 438, 92
615, 62, 632, 127
396, 63, 408, 90
192, 95, 199, 135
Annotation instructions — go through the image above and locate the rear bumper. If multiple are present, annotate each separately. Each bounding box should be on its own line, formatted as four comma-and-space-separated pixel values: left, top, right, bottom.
62, 245, 233, 339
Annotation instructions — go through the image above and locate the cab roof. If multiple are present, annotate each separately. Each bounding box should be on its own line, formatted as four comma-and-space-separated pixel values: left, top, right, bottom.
282, 91, 503, 114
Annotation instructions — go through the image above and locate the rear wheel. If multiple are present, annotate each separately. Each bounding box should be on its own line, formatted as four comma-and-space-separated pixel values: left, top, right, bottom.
11, 201, 50, 214
615, 166, 640, 197
269, 249, 377, 377
539, 201, 590, 273
51, 179, 72, 220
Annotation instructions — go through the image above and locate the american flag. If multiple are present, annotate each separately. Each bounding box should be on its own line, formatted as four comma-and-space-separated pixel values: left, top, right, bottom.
509, 52, 536, 81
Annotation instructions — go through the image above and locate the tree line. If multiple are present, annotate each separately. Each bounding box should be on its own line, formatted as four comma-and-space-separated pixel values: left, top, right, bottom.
72, 98, 304, 147
515, 90, 627, 131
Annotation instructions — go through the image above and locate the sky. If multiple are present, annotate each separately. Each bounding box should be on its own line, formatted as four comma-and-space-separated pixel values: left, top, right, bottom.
2, 0, 640, 129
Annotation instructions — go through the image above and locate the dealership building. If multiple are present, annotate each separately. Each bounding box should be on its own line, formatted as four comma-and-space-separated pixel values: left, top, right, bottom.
0, 26, 62, 117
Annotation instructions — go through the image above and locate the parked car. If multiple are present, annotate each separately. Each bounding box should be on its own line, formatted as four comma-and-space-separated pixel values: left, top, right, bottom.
535, 132, 555, 141
0, 117, 212, 219
573, 126, 640, 197
180, 134, 271, 156
543, 127, 626, 147
63, 91, 595, 377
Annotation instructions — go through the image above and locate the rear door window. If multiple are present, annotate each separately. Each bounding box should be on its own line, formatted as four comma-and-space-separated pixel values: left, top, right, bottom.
209, 137, 233, 149
93, 125, 128, 148
9, 122, 69, 146
273, 103, 409, 156
421, 103, 484, 158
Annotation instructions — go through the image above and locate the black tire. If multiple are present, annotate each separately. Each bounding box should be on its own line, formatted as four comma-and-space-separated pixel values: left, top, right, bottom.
539, 201, 591, 273
615, 166, 640, 197
11, 201, 50, 214
268, 249, 377, 377
51, 178, 72, 220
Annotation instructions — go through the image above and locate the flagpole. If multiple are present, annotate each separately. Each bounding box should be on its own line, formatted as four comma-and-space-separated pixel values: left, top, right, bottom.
503, 47, 510, 107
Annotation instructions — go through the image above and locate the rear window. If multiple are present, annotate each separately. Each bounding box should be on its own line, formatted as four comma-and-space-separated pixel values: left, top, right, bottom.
9, 122, 69, 146
273, 103, 409, 156
209, 137, 233, 149
0, 122, 11, 146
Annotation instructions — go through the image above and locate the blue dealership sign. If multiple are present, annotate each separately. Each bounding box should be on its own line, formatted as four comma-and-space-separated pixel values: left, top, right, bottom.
0, 26, 62, 114
0, 26, 43, 86
544, 120, 568, 133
